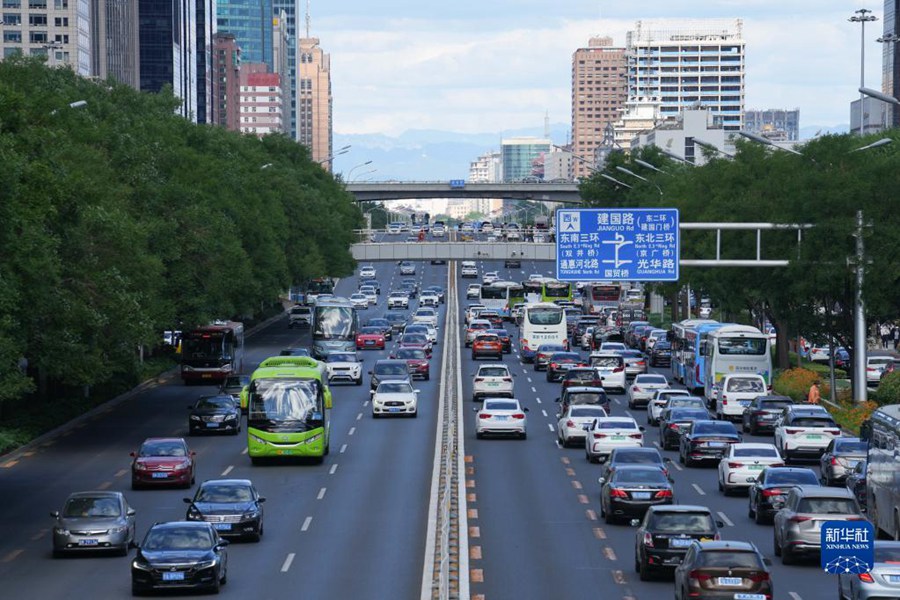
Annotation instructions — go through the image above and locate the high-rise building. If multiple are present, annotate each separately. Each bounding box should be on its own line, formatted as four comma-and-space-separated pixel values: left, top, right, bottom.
272, 1, 299, 139
195, 0, 216, 124
138, 0, 198, 121
883, 0, 900, 127
239, 63, 283, 136
272, 9, 290, 133
500, 137, 551, 182
216, 0, 273, 67
0, 0, 92, 76
633, 108, 728, 167
571, 36, 628, 180
626, 20, 745, 131
744, 109, 800, 142
543, 147, 572, 181
469, 151, 502, 183
298, 35, 332, 167
212, 32, 241, 131
91, 0, 140, 89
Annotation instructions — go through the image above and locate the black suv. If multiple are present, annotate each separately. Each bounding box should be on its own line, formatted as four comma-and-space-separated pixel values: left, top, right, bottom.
556, 386, 610, 417
633, 505, 724, 581
368, 359, 412, 391
741, 394, 793, 435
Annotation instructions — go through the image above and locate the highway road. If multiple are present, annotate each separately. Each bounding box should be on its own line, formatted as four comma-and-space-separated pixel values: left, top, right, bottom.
0, 230, 846, 599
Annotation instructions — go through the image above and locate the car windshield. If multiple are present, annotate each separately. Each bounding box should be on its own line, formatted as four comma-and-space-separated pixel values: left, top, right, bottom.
668, 398, 702, 407
834, 441, 867, 454
248, 379, 318, 422
359, 327, 382, 334
551, 353, 580, 362
484, 401, 518, 411
613, 451, 661, 464
761, 400, 792, 409
692, 422, 736, 435
196, 484, 253, 503
280, 348, 310, 356
648, 512, 714, 533
142, 526, 213, 551
670, 409, 709, 420
396, 349, 426, 359
376, 364, 410, 376
478, 367, 509, 377
139, 440, 187, 457
613, 468, 668, 484
796, 498, 859, 514
567, 371, 597, 381
196, 397, 235, 410
734, 447, 779, 457
366, 319, 389, 327
793, 417, 837, 427
592, 357, 622, 368
351, 295, 367, 300
726, 377, 765, 392
327, 353, 356, 363
596, 420, 636, 430
63, 496, 121, 518
401, 334, 428, 345
765, 470, 819, 485
875, 546, 900, 562
476, 335, 500, 343
571, 407, 607, 418
637, 375, 667, 385
698, 550, 763, 569
377, 382, 413, 394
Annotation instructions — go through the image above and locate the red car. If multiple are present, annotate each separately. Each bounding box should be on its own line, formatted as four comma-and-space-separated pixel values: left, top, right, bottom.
472, 333, 504, 360
131, 438, 195, 490
356, 326, 386, 350
397, 333, 432, 357
390, 347, 430, 380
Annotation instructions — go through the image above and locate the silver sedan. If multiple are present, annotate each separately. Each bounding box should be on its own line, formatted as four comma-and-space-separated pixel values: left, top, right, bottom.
51, 491, 136, 556
838, 541, 900, 599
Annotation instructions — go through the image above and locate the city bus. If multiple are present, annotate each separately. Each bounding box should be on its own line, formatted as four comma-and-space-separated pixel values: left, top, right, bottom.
582, 283, 621, 315
703, 325, 773, 402
866, 404, 900, 538
311, 298, 359, 358
246, 356, 332, 464
180, 321, 244, 384
670, 318, 718, 383
541, 280, 573, 304
305, 278, 335, 305
682, 322, 726, 394
478, 281, 524, 320
519, 302, 568, 362
522, 280, 543, 304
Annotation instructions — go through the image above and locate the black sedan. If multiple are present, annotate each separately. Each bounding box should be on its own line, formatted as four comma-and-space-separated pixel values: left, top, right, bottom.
184, 479, 265, 541
557, 386, 610, 417
487, 328, 512, 353
845, 459, 867, 510
364, 317, 393, 340
740, 394, 793, 435
678, 420, 741, 467
188, 395, 241, 436
648, 340, 673, 367
599, 465, 674, 524
533, 343, 567, 371
747, 466, 819, 524
633, 505, 725, 581
658, 408, 712, 451
546, 352, 586, 382
131, 521, 228, 595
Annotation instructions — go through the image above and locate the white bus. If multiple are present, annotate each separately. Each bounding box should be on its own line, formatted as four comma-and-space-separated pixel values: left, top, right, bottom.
703, 325, 772, 401
866, 404, 900, 539
519, 302, 568, 362
670, 319, 718, 383
478, 281, 523, 320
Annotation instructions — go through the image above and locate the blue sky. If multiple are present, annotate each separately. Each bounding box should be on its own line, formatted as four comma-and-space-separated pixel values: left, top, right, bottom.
308, 1, 889, 137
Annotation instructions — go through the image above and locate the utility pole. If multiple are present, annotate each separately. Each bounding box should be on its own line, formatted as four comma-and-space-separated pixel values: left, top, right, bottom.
853, 209, 868, 402
849, 9, 878, 134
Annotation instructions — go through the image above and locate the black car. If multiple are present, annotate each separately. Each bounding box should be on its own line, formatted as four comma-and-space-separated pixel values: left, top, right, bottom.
556, 386, 610, 417
845, 459, 867, 510
741, 394, 794, 435
633, 505, 725, 581
400, 278, 418, 296
599, 447, 671, 483
504, 258, 521, 268
184, 479, 265, 541
219, 375, 250, 403
747, 466, 819, 524
280, 347, 311, 357
561, 367, 603, 390
573, 317, 601, 343
188, 395, 241, 436
486, 328, 512, 353
658, 407, 710, 451
678, 420, 741, 467
383, 312, 408, 333
131, 521, 229, 595
648, 340, 673, 367
546, 352, 585, 382
599, 465, 674, 524
533, 343, 567, 371
369, 359, 412, 391
364, 317, 393, 340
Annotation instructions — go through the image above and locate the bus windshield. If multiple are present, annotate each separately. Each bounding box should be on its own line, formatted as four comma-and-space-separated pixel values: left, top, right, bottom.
248, 379, 319, 423
528, 307, 563, 325
183, 334, 227, 360
480, 286, 507, 300
591, 286, 620, 302
307, 279, 334, 295
543, 282, 571, 298
313, 306, 355, 340
717, 337, 767, 356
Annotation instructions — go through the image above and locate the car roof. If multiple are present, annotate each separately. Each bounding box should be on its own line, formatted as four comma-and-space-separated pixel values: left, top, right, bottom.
199, 478, 253, 487
141, 437, 186, 444
647, 504, 714, 514
68, 491, 124, 499
375, 359, 409, 365
149, 520, 214, 531
791, 485, 855, 498
694, 540, 758, 552
611, 447, 661, 456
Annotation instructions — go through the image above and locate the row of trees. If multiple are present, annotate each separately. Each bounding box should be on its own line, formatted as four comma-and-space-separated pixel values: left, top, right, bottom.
0, 58, 362, 405
578, 132, 900, 397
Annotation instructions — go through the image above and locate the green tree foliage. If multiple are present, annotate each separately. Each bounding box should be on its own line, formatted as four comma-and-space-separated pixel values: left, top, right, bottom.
0, 58, 362, 401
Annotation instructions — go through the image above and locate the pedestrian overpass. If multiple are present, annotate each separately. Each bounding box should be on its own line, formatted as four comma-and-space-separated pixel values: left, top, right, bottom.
345, 181, 582, 204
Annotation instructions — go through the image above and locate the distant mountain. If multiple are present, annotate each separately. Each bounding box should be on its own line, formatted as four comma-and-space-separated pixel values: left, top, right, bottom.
799, 124, 849, 140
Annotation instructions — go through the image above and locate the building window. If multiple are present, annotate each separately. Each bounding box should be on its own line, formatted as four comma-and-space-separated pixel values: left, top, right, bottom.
29, 13, 47, 26
29, 30, 48, 43
29, 0, 46, 7
3, 30, 22, 43
2, 12, 20, 23
53, 16, 67, 26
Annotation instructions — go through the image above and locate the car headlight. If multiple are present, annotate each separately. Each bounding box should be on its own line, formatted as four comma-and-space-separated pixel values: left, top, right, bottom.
132, 559, 153, 571
55, 527, 70, 535
224, 414, 237, 421
182, 365, 195, 372
305, 433, 323, 444
134, 463, 148, 471
241, 510, 261, 520
109, 525, 128, 534
194, 558, 218, 570
190, 415, 201, 421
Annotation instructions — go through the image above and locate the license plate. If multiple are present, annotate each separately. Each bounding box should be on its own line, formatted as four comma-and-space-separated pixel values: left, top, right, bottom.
735, 595, 766, 600
611, 435, 625, 440
206, 422, 219, 428
201, 374, 212, 379
486, 382, 499, 387
78, 539, 98, 546
707, 442, 726, 447
806, 434, 822, 440
749, 465, 764, 470
887, 575, 900, 583
365, 340, 374, 345
214, 523, 232, 531
717, 577, 742, 586
494, 416, 508, 421
151, 472, 169, 479
739, 400, 751, 406
389, 408, 402, 413
632, 491, 652, 500
162, 572, 185, 582
670, 537, 693, 548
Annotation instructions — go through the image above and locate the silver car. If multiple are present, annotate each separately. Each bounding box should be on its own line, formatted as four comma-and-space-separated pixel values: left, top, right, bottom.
51, 491, 136, 556
773, 485, 864, 565
838, 541, 900, 600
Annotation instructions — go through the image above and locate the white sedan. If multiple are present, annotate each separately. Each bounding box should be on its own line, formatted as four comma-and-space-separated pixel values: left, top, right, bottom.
412, 307, 438, 328
359, 265, 377, 279
647, 389, 694, 426
482, 272, 499, 285
371, 380, 419, 417
419, 291, 440, 307
626, 373, 670, 410
475, 398, 528, 439
466, 284, 482, 299
557, 404, 608, 447
359, 286, 378, 304
349, 293, 369, 310
584, 417, 645, 463
717, 442, 783, 495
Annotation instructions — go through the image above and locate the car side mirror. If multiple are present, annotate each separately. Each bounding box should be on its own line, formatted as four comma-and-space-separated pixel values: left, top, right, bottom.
638, 426, 646, 432
182, 498, 192, 504
130, 540, 140, 550
414, 390, 420, 394
216, 540, 230, 549
368, 370, 373, 375
715, 520, 725, 528
598, 477, 606, 484
746, 477, 757, 483
258, 497, 266, 503
126, 508, 136, 516
190, 451, 196, 456
50, 511, 59, 518
523, 407, 529, 412
663, 457, 672, 463
370, 390, 375, 395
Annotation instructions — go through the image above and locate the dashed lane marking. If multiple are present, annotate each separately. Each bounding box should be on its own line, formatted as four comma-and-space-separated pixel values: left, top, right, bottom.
536, 398, 542, 404
788, 594, 802, 600
527, 377, 532, 383
586, 510, 597, 521
717, 511, 734, 527
469, 526, 481, 538
531, 386, 537, 393
603, 546, 617, 561
612, 570, 627, 585
466, 480, 476, 488
114, 469, 128, 477
221, 465, 233, 477
572, 480, 583, 490
561, 457, 570, 465
31, 529, 48, 541
670, 461, 683, 471
301, 516, 312, 532
547, 423, 554, 431
241, 448, 248, 455
329, 464, 338, 475
349, 427, 356, 436
578, 494, 589, 504
468, 508, 478, 519
652, 441, 661, 449
2, 460, 19, 468
467, 493, 477, 502
470, 569, 484, 583
97, 481, 112, 490
356, 412, 363, 421
317, 487, 327, 500
470, 546, 482, 559
281, 553, 295, 572
613, 398, 621, 405
340, 444, 348, 453
565, 468, 576, 477
2, 549, 23, 563
593, 527, 606, 540
691, 483, 706, 496
541, 409, 548, 418
363, 400, 369, 407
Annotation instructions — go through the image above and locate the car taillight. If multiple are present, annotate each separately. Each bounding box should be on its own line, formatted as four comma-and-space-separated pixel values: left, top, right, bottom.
789, 516, 812, 523
635, 361, 646, 366
633, 386, 641, 392
747, 572, 770, 583
594, 433, 607, 439
642, 532, 654, 547
858, 572, 875, 584
762, 488, 784, 497
654, 489, 673, 499
785, 428, 800, 435
689, 570, 712, 582
728, 462, 743, 468
668, 424, 679, 430
550, 363, 558, 369
827, 429, 841, 436
628, 433, 643, 439
613, 366, 624, 373
511, 413, 526, 420
610, 488, 628, 498
770, 463, 784, 468
831, 457, 839, 465
478, 413, 491, 419
753, 411, 766, 417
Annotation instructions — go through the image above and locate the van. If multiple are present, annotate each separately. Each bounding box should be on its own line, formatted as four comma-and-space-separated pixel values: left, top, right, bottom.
288, 305, 312, 328
714, 374, 767, 421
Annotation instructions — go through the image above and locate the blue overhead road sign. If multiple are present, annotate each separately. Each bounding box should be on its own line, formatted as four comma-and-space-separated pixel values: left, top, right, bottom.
555, 208, 680, 282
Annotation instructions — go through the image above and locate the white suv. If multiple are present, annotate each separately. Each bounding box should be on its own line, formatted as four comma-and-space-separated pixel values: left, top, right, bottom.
714, 374, 767, 421
388, 292, 409, 310
461, 262, 478, 278
359, 265, 376, 280
419, 291, 440, 307
773, 405, 842, 463
472, 364, 515, 401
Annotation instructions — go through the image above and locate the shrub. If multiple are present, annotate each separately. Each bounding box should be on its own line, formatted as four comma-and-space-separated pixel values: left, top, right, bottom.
877, 371, 900, 406
829, 400, 878, 435
774, 367, 820, 403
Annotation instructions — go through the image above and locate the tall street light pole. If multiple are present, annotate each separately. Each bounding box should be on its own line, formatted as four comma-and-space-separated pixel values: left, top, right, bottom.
849, 8, 878, 134
347, 160, 373, 181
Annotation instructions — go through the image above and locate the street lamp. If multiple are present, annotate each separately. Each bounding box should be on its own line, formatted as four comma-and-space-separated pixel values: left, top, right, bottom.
659, 148, 696, 166
347, 160, 373, 180
634, 159, 668, 175
599, 173, 632, 189
615, 165, 662, 196
260, 163, 273, 170
693, 138, 734, 158
317, 147, 350, 165
849, 137, 893, 152
849, 8, 879, 134
737, 130, 803, 155
352, 168, 377, 182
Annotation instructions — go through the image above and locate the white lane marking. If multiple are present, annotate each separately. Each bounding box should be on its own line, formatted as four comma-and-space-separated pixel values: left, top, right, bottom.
547, 423, 554, 431
317, 487, 327, 500
241, 448, 248, 455
536, 398, 542, 404
652, 441, 661, 449
691, 483, 706, 496
613, 398, 621, 405
301, 516, 312, 531
349, 427, 356, 436
717, 511, 734, 527
220, 465, 234, 477
527, 377, 532, 383
340, 444, 348, 453
788, 593, 802, 600
625, 410, 634, 418
363, 400, 369, 407
281, 553, 295, 572
670, 460, 683, 472
531, 386, 537, 393
356, 412, 363, 421
541, 409, 548, 417
329, 464, 338, 475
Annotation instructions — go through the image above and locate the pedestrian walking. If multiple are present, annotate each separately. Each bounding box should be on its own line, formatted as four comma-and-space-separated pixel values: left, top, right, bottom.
807, 381, 821, 405
881, 323, 891, 349
892, 325, 900, 351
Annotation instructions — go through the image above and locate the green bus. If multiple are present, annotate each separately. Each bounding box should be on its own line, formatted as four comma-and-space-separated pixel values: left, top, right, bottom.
246, 356, 332, 464
541, 280, 573, 303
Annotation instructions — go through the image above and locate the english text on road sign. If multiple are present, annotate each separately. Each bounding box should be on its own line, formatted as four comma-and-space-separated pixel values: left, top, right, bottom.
555, 208, 680, 282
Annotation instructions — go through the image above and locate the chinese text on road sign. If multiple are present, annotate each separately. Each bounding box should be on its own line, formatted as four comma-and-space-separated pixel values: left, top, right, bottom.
555, 208, 680, 282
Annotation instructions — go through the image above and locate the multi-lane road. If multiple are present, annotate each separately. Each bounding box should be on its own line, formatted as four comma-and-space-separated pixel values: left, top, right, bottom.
0, 248, 841, 599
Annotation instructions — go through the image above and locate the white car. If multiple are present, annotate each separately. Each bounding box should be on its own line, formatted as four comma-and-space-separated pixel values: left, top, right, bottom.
482, 271, 498, 285
589, 353, 627, 393
584, 417, 644, 463
359, 286, 378, 305
399, 261, 416, 276
557, 404, 608, 447
599, 342, 627, 353
349, 293, 369, 310
324, 351, 363, 385
717, 442, 783, 495
773, 405, 842, 462
465, 319, 493, 346
867, 355, 895, 384
412, 307, 438, 328
644, 329, 668, 351
387, 224, 401, 235
808, 346, 830, 362
472, 363, 515, 401
627, 373, 670, 410
465, 304, 485, 325
475, 398, 528, 439
647, 389, 694, 426
387, 292, 409, 310
714, 374, 767, 421
432, 225, 446, 238
371, 380, 418, 417
506, 228, 521, 241
466, 284, 482, 299
461, 263, 478, 278
419, 291, 440, 307
359, 265, 376, 280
